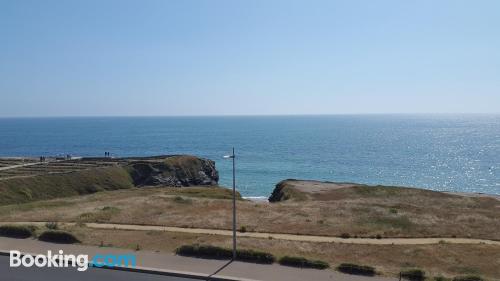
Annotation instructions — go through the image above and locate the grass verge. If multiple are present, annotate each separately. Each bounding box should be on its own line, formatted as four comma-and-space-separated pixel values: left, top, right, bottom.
0, 167, 134, 205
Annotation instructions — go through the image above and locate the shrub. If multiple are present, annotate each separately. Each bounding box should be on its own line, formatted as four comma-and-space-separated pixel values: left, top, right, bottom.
176, 245, 231, 259
45, 222, 58, 230
26, 225, 38, 233
278, 256, 329, 269
237, 249, 275, 264
176, 244, 275, 264
452, 276, 484, 281
337, 263, 376, 276
401, 269, 426, 281
239, 226, 247, 233
340, 233, 351, 239
0, 225, 35, 239
38, 231, 80, 244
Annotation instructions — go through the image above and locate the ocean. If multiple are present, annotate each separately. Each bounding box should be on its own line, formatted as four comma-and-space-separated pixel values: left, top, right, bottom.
0, 115, 498, 197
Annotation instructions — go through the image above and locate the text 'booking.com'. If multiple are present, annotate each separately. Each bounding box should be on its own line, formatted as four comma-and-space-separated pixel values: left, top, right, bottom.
9, 250, 137, 272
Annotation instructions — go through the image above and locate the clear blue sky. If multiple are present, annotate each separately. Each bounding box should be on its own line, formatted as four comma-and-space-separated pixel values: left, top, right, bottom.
1, 0, 499, 117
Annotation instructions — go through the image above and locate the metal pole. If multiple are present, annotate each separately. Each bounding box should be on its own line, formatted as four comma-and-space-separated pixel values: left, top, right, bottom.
232, 147, 237, 260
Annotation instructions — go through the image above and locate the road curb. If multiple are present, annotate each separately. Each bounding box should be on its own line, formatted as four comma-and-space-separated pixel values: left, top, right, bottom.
0, 250, 259, 281
94, 263, 259, 281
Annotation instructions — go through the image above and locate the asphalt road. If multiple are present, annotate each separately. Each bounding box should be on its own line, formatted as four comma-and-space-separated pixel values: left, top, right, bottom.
0, 256, 200, 281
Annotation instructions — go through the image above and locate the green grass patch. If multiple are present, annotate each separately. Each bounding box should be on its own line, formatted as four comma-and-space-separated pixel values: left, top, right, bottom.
337, 263, 376, 276
38, 230, 80, 244
0, 167, 134, 205
175, 244, 275, 264
101, 206, 119, 212
0, 225, 36, 239
278, 256, 329, 269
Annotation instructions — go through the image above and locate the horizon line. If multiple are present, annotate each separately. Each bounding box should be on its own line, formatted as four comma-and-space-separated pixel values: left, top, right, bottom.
0, 112, 499, 119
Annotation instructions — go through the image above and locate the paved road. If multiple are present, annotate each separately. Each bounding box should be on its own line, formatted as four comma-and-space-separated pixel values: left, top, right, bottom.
0, 256, 199, 281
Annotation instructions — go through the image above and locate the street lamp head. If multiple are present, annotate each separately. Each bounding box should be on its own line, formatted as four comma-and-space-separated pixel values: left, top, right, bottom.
223, 155, 234, 159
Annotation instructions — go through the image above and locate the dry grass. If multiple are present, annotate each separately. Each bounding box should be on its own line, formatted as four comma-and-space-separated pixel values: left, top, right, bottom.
64, 225, 500, 280
1, 180, 499, 279
1, 185, 498, 241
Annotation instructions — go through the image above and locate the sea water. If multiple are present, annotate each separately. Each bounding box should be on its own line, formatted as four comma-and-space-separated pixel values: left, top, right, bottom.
0, 114, 498, 197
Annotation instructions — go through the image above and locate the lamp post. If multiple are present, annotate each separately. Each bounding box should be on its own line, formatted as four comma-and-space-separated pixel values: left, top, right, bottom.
223, 147, 237, 260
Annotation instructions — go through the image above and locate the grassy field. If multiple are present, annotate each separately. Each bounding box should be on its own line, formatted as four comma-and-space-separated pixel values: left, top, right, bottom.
1, 184, 498, 241
2, 219, 498, 279
1, 177, 499, 279
0, 158, 125, 179
0, 158, 39, 168
0, 155, 218, 205
0, 166, 134, 205
59, 225, 499, 280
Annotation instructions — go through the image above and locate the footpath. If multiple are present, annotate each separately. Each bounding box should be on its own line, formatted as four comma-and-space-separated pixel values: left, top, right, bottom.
5, 221, 500, 246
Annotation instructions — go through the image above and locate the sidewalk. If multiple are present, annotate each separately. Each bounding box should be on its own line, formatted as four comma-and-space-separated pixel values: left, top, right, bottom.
0, 237, 396, 281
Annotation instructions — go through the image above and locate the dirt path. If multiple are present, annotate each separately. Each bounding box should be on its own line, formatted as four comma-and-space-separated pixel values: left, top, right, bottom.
4, 221, 500, 246
0, 158, 70, 173
0, 162, 43, 171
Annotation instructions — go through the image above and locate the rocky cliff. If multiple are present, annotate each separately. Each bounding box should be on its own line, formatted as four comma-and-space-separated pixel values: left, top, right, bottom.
127, 155, 219, 187
0, 155, 219, 205
268, 179, 307, 202
269, 179, 365, 202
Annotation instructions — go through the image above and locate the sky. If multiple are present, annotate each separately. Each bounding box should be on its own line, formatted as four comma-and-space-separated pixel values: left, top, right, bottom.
0, 0, 499, 117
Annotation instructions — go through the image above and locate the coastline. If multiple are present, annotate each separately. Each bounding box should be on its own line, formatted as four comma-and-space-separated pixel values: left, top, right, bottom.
2, 156, 499, 200
2, 115, 498, 197
1, 168, 499, 279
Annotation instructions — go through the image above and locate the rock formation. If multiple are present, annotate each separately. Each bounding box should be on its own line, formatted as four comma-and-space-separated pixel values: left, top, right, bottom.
127, 155, 219, 187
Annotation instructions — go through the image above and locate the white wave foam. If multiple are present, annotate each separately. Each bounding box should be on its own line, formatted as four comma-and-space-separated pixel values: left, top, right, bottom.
243, 196, 268, 202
